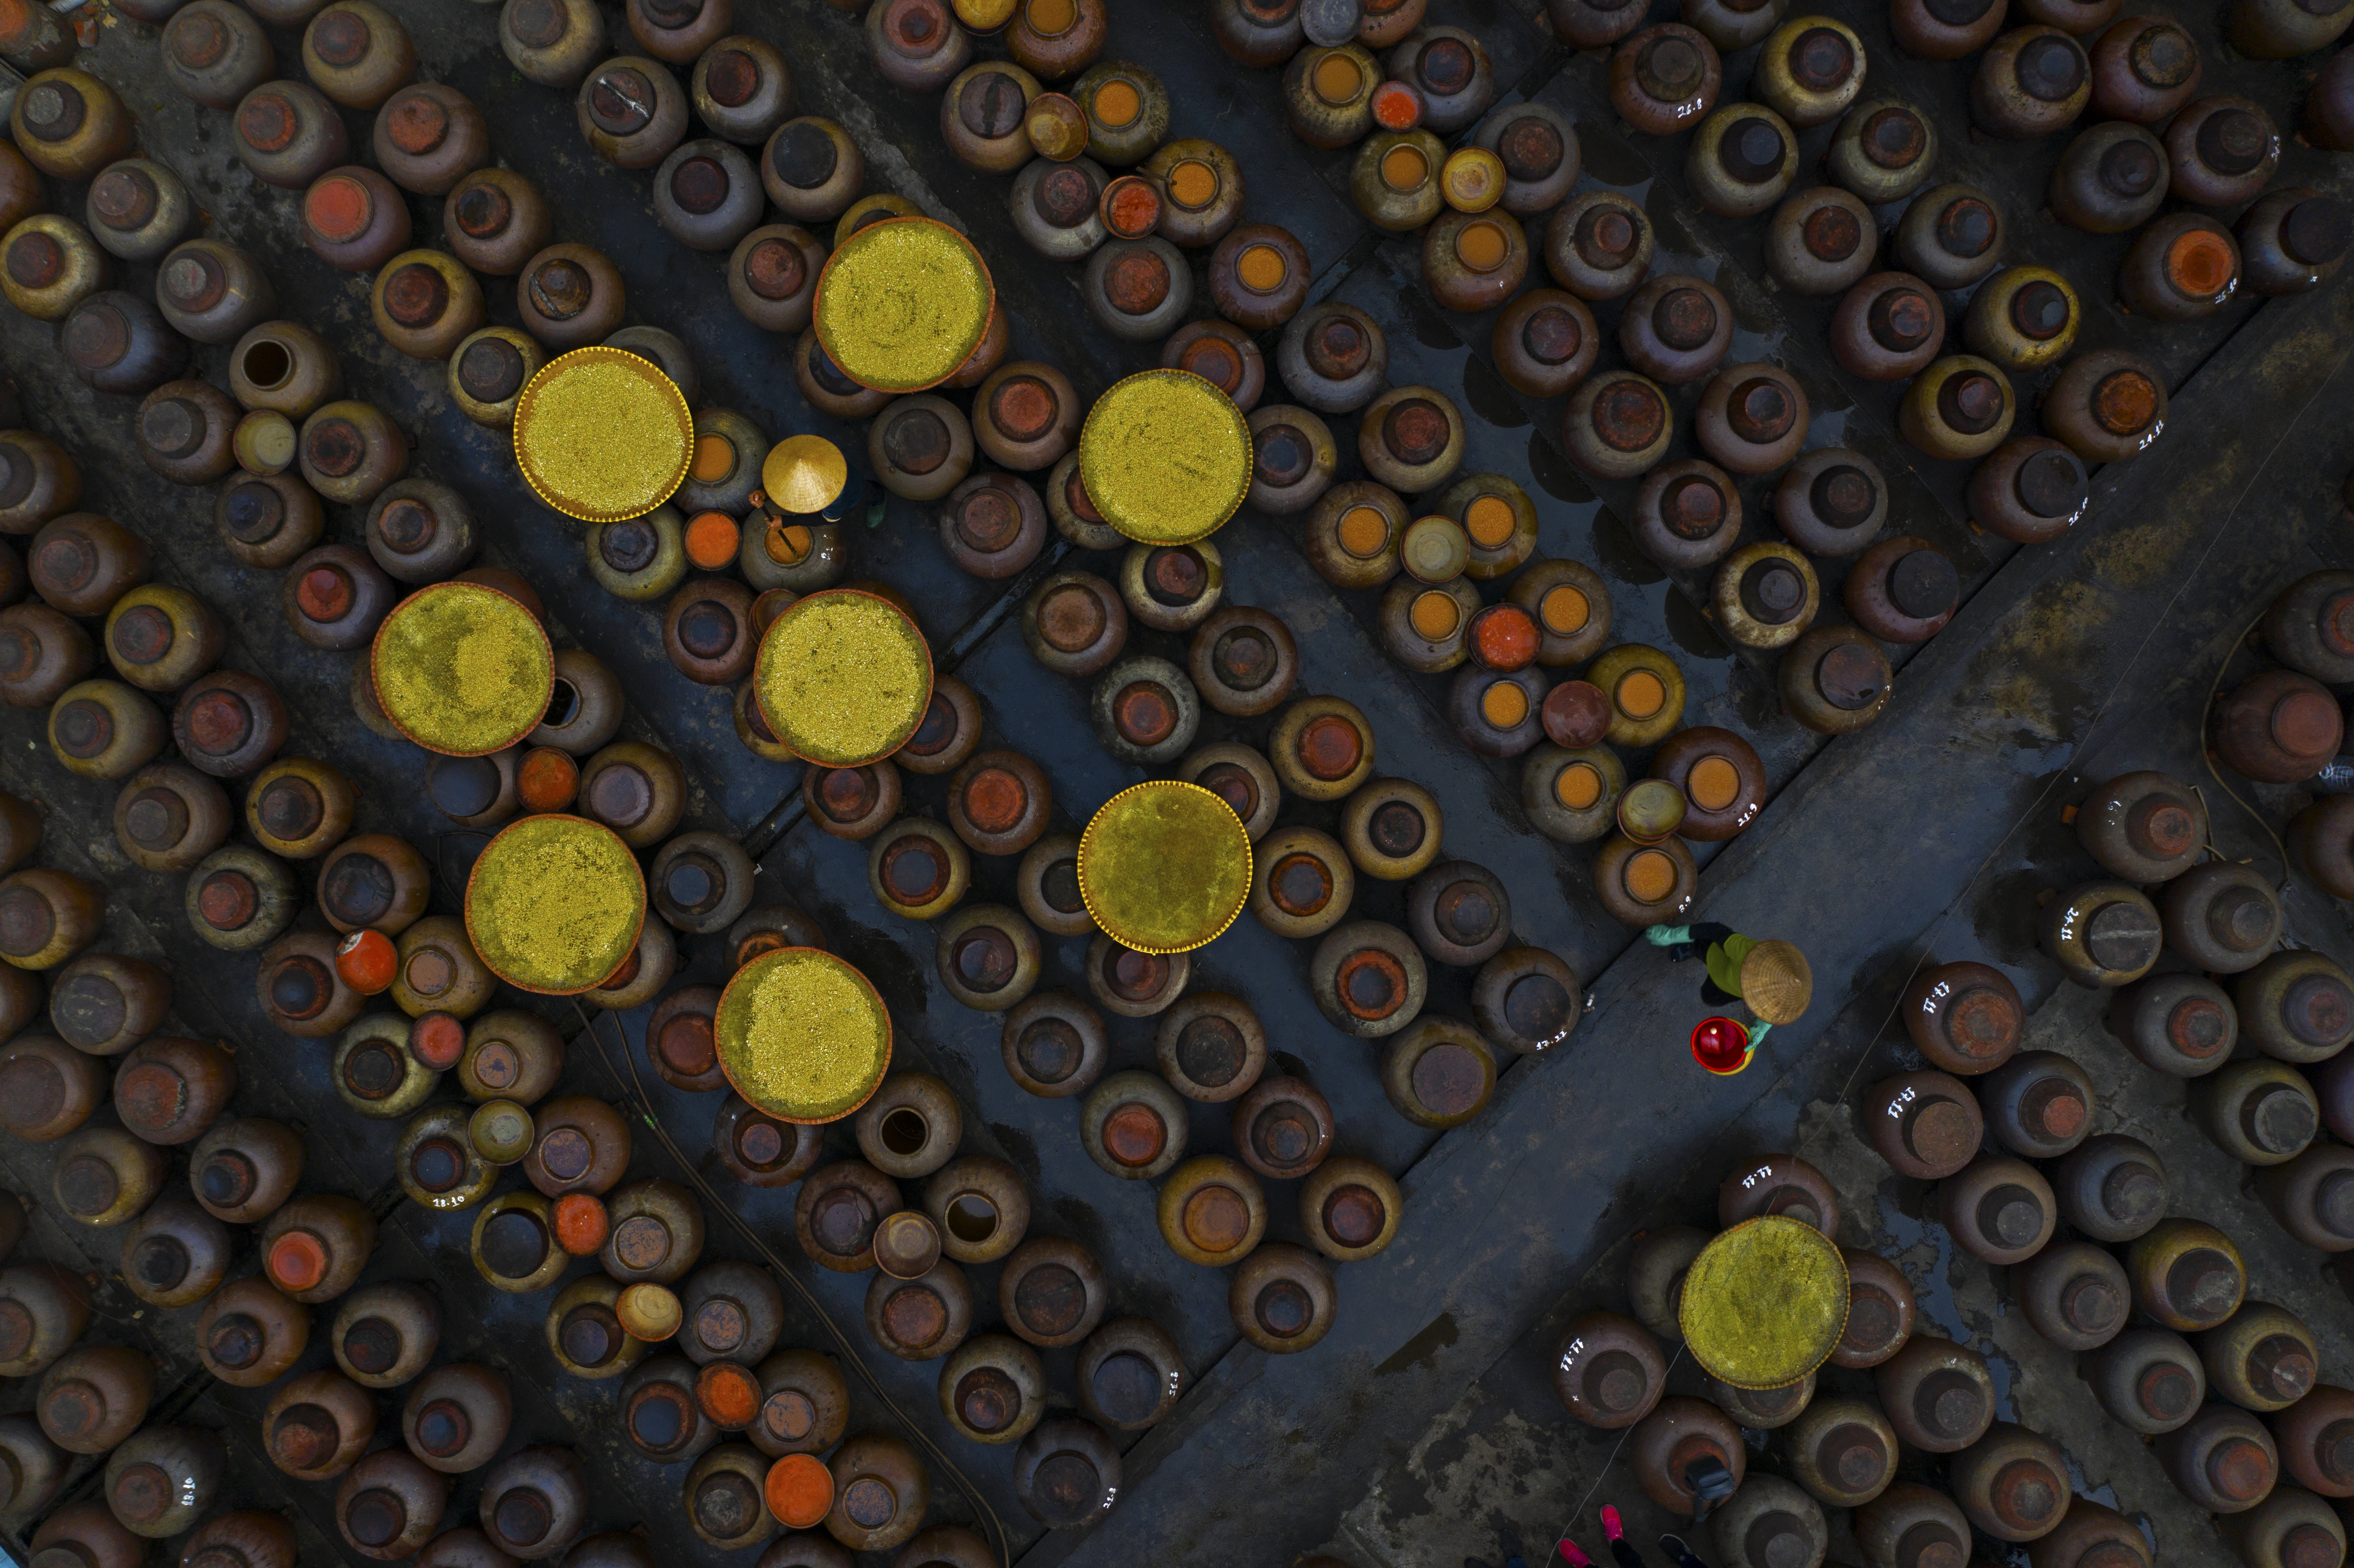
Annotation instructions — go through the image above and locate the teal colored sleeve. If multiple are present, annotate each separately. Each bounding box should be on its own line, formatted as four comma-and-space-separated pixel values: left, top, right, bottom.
1746, 1020, 1772, 1051
1644, 925, 1692, 946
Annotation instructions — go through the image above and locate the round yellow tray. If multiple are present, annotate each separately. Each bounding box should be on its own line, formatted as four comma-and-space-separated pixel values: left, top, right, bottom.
753, 589, 934, 767
1077, 369, 1253, 545
1077, 780, 1254, 954
812, 216, 995, 394
1678, 1216, 1850, 1390
371, 581, 554, 757
464, 815, 646, 996
513, 345, 693, 523
717, 947, 893, 1123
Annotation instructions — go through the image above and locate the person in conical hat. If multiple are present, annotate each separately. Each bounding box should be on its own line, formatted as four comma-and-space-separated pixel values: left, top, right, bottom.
1644, 921, 1813, 1049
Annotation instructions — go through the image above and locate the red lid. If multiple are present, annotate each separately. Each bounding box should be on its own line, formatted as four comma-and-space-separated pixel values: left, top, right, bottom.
552, 1192, 609, 1256
409, 1011, 467, 1070
335, 928, 398, 994
266, 1229, 329, 1292
1370, 80, 1425, 131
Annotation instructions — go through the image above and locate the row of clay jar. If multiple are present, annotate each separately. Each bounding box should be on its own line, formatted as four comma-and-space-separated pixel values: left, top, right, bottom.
1890, 937, 2354, 1254
618, 920, 1224, 1492
738, 712, 1476, 1252
0, 976, 1000, 1556
1558, 1154, 2345, 1563
1829, 928, 2354, 1534
478, 0, 1354, 417
0, 984, 1066, 1555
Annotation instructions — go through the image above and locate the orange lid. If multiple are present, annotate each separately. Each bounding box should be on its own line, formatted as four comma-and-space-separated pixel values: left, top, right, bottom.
1234, 242, 1287, 294
552, 1192, 610, 1255
765, 521, 813, 566
1480, 681, 1530, 729
684, 511, 741, 571
1463, 494, 1517, 548
1554, 761, 1603, 811
1616, 669, 1667, 720
697, 1361, 762, 1429
1688, 754, 1742, 813
1454, 219, 1509, 272
335, 928, 397, 994
1101, 175, 1162, 239
304, 174, 374, 243
1380, 144, 1429, 193
1470, 603, 1539, 669
267, 1230, 328, 1292
766, 1453, 835, 1529
1093, 79, 1142, 129
690, 433, 736, 484
1540, 584, 1590, 634
1409, 590, 1462, 642
410, 1011, 467, 1070
517, 747, 580, 813
2164, 229, 2235, 298
1624, 848, 1677, 903
1337, 504, 1390, 558
1313, 52, 1364, 107
1166, 158, 1220, 211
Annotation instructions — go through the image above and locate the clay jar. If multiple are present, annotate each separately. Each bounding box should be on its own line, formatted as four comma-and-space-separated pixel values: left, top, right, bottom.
2269, 1385, 2354, 1496
2126, 1218, 2245, 1332
1545, 191, 1654, 301
2166, 96, 2278, 208
2048, 121, 2168, 234
2241, 189, 2353, 298
1897, 960, 2020, 1076
2086, 1327, 2204, 1433
1972, 27, 2090, 138
0, 1031, 98, 1144
1629, 1396, 1745, 1515
2053, 1133, 2169, 1242
2016, 1241, 2130, 1350
2214, 669, 2340, 783
1835, 1250, 1915, 1369
2075, 769, 2204, 883
2158, 1405, 2280, 1513
2199, 1303, 2320, 1413
1553, 1311, 1665, 1429
1610, 25, 1720, 135
788, 1162, 893, 1276
1940, 1150, 2056, 1263
1977, 1050, 2093, 1159
1876, 1334, 1994, 1451
1720, 1152, 1838, 1234
1864, 1069, 1983, 1179
1950, 1422, 2070, 1541
2120, 214, 2241, 321
1783, 1398, 1896, 1510
2106, 974, 2233, 1078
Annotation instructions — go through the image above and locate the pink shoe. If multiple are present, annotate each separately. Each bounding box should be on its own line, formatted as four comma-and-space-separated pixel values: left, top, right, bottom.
1601, 1506, 1625, 1543
1557, 1539, 1593, 1568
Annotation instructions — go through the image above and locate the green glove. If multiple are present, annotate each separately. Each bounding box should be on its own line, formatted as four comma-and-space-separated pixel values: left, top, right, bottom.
1645, 925, 1692, 946
1747, 1020, 1772, 1051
